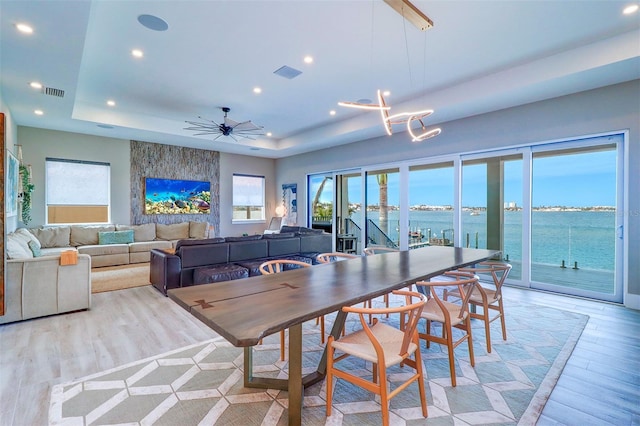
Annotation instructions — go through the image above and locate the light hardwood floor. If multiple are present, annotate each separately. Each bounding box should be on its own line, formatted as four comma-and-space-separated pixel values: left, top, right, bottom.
0, 284, 638, 425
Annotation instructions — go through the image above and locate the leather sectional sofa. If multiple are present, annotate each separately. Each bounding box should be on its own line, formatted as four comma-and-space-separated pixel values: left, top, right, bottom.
150, 230, 332, 296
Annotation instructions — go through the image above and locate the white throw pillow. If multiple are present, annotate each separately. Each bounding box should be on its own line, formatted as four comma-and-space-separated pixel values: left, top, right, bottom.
6, 233, 34, 259
13, 227, 41, 249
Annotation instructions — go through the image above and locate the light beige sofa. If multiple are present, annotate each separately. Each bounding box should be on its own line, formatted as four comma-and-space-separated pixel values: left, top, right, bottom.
22, 222, 210, 268
2, 229, 92, 324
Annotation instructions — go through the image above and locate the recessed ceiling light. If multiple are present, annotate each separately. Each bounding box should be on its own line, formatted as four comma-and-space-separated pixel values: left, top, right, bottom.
107, 100, 116, 106
266, 132, 272, 137
623, 4, 639, 14
137, 14, 169, 31
383, 90, 391, 97
29, 81, 42, 89
34, 109, 43, 115
131, 49, 144, 58
329, 110, 336, 116
253, 87, 262, 94
16, 23, 33, 34
303, 55, 313, 64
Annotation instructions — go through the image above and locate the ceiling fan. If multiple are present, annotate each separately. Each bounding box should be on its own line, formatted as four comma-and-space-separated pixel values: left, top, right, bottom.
185, 107, 264, 141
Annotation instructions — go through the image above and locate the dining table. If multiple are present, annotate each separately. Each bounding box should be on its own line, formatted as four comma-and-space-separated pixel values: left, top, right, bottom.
168, 245, 500, 425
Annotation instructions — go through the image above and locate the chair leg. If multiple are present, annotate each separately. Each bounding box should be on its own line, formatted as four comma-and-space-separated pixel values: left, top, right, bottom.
445, 326, 457, 387
384, 293, 390, 318
280, 330, 286, 361
498, 299, 507, 341
326, 338, 334, 417
466, 319, 475, 368
481, 303, 492, 353
414, 344, 428, 418
364, 299, 373, 324
378, 364, 389, 426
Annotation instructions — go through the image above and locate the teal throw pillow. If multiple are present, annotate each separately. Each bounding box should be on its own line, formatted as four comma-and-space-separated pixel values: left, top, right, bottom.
98, 230, 134, 245
28, 240, 42, 257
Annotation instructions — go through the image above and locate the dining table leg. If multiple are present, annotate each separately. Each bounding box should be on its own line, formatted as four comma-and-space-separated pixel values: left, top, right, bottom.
288, 322, 303, 425
316, 310, 348, 376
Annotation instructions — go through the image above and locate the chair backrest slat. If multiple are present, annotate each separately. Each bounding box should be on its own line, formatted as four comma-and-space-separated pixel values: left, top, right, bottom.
259, 259, 311, 275
317, 252, 358, 264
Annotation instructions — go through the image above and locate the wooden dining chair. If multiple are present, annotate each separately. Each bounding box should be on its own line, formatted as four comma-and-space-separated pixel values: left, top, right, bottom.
414, 270, 478, 387
258, 259, 313, 361
363, 246, 401, 316
317, 252, 359, 337
444, 261, 512, 353
326, 289, 428, 426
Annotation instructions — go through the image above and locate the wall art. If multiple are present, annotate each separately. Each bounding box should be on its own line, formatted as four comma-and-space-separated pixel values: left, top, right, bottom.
144, 177, 210, 214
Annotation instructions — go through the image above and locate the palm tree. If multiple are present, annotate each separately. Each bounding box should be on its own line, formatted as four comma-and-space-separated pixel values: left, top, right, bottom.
312, 176, 331, 218
377, 173, 388, 234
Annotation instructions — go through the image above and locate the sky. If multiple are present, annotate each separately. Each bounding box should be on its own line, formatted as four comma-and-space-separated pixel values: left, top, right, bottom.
312, 148, 617, 208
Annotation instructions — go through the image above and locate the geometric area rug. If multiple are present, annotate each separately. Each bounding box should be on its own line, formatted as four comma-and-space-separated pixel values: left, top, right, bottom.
49, 302, 588, 425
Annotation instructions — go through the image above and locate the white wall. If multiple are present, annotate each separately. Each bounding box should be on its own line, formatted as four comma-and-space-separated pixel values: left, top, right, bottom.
16, 127, 131, 226
275, 80, 640, 306
15, 127, 277, 237
218, 152, 276, 237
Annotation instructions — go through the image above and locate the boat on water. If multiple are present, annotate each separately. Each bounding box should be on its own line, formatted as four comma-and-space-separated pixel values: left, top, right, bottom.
470, 210, 480, 216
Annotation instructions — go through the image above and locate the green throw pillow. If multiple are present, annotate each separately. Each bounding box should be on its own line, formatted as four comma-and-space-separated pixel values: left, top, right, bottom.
28, 240, 42, 257
98, 230, 134, 245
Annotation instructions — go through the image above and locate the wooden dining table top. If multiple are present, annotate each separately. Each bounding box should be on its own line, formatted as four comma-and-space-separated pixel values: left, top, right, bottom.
168, 245, 500, 347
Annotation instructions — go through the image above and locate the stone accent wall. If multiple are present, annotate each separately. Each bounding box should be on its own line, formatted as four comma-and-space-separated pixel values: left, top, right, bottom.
130, 141, 220, 234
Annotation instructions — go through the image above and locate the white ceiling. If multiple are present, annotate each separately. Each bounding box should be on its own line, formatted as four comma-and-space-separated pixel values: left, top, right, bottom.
1, 0, 639, 159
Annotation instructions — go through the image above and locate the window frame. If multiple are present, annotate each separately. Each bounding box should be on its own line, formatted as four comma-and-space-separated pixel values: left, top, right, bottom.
232, 173, 266, 223
45, 157, 111, 225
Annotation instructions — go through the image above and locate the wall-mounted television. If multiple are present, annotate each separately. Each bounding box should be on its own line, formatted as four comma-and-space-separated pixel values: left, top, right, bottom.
144, 177, 210, 215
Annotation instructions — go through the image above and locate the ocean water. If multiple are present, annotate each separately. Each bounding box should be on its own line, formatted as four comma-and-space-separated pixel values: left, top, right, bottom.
350, 210, 616, 271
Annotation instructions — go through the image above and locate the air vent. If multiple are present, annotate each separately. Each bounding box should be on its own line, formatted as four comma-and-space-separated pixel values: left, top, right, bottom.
43, 86, 65, 98
273, 65, 302, 80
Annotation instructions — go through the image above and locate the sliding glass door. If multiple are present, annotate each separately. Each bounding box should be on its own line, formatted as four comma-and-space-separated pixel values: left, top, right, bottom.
461, 154, 523, 280
335, 172, 363, 254
308, 173, 333, 233
365, 168, 400, 249
305, 133, 624, 303
408, 162, 455, 249
530, 137, 622, 302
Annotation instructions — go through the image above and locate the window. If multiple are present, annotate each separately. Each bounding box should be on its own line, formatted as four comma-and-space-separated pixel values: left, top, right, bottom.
232, 174, 265, 222
46, 158, 110, 224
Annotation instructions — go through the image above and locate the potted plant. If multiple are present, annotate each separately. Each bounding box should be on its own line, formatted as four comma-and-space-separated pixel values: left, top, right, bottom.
19, 164, 34, 225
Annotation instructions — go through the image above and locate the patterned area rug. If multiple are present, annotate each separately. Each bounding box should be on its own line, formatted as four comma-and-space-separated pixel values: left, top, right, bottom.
49, 301, 588, 425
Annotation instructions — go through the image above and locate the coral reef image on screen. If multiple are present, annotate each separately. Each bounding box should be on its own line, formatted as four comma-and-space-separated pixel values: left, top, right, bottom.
144, 178, 210, 214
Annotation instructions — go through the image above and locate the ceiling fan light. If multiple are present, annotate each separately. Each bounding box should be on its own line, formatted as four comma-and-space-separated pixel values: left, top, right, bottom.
16, 23, 33, 34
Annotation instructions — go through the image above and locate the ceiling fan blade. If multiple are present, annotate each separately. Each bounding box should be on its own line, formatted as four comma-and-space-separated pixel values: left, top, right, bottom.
224, 117, 240, 128
234, 120, 261, 131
